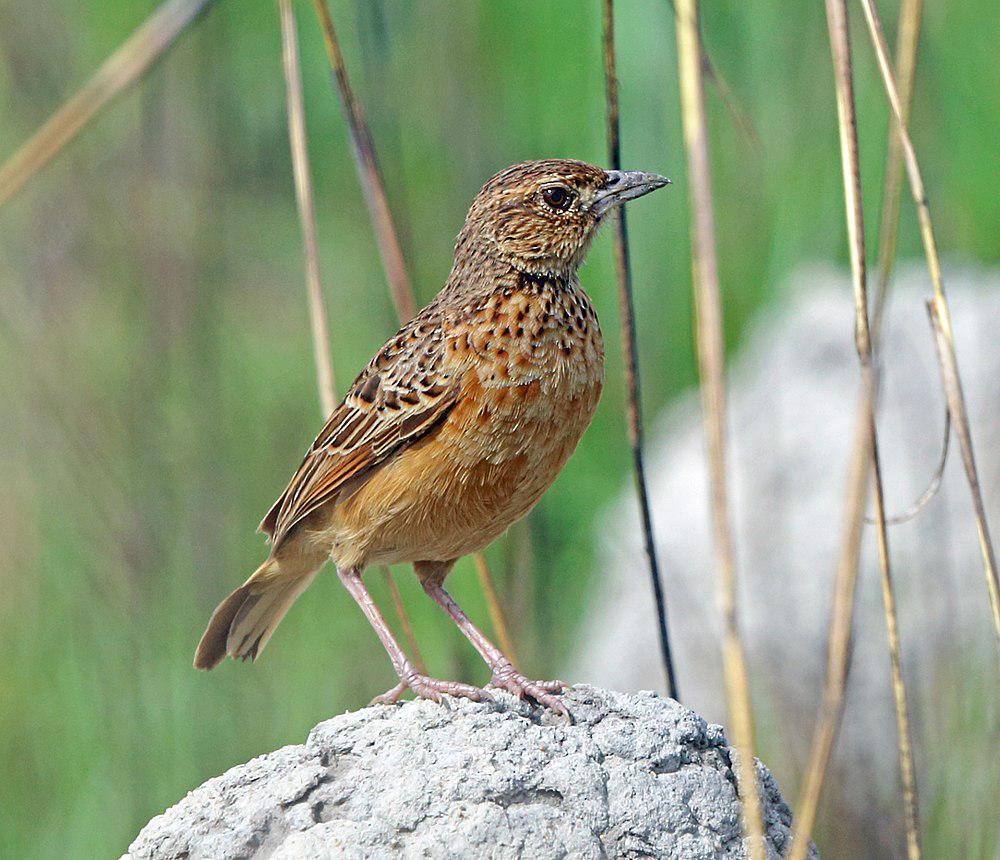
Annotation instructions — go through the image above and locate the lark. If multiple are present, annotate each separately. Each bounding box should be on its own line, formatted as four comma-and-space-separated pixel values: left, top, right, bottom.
195, 159, 669, 715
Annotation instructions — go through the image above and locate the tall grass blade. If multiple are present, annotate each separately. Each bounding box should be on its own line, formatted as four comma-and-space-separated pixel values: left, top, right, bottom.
474, 553, 518, 671
278, 0, 428, 670
870, 433, 922, 859
309, 0, 414, 323
381, 567, 428, 675
673, 0, 764, 854
662, 0, 760, 149
926, 303, 1000, 638
601, 0, 679, 701
871, 0, 922, 329
791, 2, 921, 856
868, 410, 948, 526
278, 0, 336, 418
856, 0, 1000, 644
865, 0, 948, 530
0, 0, 214, 210
790, 401, 871, 859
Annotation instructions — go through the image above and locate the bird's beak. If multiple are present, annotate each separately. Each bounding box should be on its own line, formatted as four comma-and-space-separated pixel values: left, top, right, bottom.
591, 170, 671, 215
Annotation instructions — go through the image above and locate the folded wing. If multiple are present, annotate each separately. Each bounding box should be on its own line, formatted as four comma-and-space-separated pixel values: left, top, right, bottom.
261, 310, 460, 550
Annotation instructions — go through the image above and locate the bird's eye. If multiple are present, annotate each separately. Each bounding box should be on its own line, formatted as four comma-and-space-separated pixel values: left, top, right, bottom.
541, 186, 574, 212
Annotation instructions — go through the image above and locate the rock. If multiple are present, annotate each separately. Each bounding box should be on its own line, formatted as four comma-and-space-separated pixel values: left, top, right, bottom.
124, 686, 814, 859
571, 265, 1000, 853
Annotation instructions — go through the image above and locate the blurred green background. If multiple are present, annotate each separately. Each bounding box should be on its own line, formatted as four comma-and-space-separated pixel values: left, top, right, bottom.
0, 0, 996, 856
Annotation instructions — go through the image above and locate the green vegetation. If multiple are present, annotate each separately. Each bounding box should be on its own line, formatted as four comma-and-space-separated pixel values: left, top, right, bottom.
0, 1, 996, 856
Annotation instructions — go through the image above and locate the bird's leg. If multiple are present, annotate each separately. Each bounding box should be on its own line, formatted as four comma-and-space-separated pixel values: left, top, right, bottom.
417, 573, 568, 717
336, 566, 490, 706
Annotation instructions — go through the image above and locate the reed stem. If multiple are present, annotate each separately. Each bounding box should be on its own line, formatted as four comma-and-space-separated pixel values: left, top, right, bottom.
673, 0, 764, 854
601, 0, 679, 701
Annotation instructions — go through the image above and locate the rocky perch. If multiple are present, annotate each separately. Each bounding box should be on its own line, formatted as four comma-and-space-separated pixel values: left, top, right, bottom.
125, 686, 814, 859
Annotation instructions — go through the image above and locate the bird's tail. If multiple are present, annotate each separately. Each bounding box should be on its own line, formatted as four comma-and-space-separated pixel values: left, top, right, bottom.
194, 551, 323, 670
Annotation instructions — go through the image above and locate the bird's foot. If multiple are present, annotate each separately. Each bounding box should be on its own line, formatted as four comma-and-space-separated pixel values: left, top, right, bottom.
371, 672, 493, 707
488, 669, 570, 719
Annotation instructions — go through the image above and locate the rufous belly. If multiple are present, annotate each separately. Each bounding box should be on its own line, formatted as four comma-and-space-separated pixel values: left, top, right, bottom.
315, 369, 601, 570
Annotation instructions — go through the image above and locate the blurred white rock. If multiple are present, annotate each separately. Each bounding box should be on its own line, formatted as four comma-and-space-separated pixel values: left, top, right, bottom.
571, 263, 999, 855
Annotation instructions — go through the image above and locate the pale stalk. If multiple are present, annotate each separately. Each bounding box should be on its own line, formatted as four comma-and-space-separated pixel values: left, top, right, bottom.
856, 0, 1000, 643
674, 0, 763, 855
0, 0, 215, 210
790, 2, 921, 856
278, 0, 336, 417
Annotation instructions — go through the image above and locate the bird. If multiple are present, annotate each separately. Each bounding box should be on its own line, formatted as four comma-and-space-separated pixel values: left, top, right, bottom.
194, 159, 670, 716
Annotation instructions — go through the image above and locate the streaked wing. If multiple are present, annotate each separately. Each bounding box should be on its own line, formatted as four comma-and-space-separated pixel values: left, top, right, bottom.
260, 310, 459, 550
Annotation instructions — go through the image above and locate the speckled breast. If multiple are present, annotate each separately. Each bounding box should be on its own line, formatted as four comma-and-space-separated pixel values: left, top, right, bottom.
421, 275, 604, 559
341, 275, 604, 567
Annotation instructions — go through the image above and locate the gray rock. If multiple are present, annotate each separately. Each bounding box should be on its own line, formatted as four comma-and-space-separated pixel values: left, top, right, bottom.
124, 686, 814, 859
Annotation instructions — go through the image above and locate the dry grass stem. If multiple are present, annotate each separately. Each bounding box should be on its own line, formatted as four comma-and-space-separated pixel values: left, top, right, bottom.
473, 553, 518, 670
869, 437, 921, 860
791, 2, 920, 856
308, 0, 515, 664
280, 0, 429, 674
789, 403, 871, 859
872, 0, 923, 329
926, 303, 1000, 637
602, 0, 679, 701
856, 0, 1000, 643
866, 0, 948, 530
0, 0, 214, 211
868, 411, 949, 526
673, 0, 764, 855
278, 0, 336, 417
662, 0, 760, 149
381, 567, 428, 675
464, 555, 516, 673
310, 0, 415, 323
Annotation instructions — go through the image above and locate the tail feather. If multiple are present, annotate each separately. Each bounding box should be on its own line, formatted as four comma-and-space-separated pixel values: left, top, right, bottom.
194, 557, 320, 670
226, 574, 317, 661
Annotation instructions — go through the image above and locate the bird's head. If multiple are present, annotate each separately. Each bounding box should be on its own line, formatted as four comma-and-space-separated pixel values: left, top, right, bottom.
458, 159, 670, 278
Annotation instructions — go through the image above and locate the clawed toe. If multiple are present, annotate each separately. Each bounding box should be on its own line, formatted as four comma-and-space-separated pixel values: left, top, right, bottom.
370, 680, 409, 706
412, 674, 493, 704
373, 674, 493, 706
489, 672, 571, 719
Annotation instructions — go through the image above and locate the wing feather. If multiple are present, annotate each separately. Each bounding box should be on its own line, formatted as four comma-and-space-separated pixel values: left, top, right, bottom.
260, 310, 460, 550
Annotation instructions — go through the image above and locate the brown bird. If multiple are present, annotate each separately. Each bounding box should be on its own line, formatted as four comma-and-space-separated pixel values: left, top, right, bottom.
194, 159, 669, 715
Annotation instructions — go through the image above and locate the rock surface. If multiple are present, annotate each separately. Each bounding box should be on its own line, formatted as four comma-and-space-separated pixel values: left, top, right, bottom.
125, 686, 812, 859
